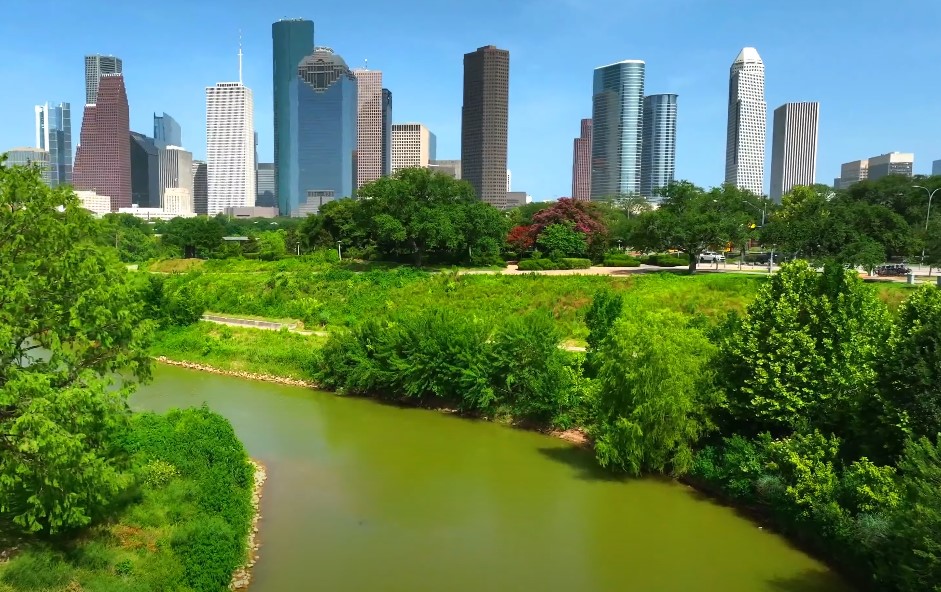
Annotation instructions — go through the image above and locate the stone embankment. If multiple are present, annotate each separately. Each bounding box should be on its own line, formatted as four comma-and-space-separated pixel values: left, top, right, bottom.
154, 357, 318, 388
230, 460, 267, 590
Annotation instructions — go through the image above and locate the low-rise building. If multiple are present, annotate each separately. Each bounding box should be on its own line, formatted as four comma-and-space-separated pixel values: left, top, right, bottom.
75, 190, 112, 216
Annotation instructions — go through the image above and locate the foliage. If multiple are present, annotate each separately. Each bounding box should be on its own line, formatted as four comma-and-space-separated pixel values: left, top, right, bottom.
639, 253, 689, 267
506, 224, 535, 252
93, 213, 160, 263
256, 229, 287, 261
0, 161, 152, 535
517, 257, 591, 271
601, 254, 641, 267
535, 222, 588, 259
584, 289, 623, 376
140, 274, 205, 328
159, 216, 226, 258
530, 198, 608, 259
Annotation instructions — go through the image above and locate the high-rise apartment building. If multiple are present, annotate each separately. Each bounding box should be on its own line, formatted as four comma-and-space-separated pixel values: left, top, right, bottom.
868, 152, 914, 181
206, 80, 255, 215
191, 161, 208, 214
257, 162, 276, 207
34, 102, 72, 187
3, 148, 51, 185
353, 68, 384, 189
461, 45, 509, 208
290, 47, 357, 215
392, 123, 436, 173
641, 94, 678, 201
725, 47, 766, 196
154, 112, 182, 147
769, 102, 819, 201
381, 88, 392, 177
571, 118, 592, 201
130, 132, 159, 207
838, 159, 868, 189
158, 145, 194, 205
73, 74, 131, 210
272, 19, 315, 215
591, 60, 645, 199
84, 55, 122, 105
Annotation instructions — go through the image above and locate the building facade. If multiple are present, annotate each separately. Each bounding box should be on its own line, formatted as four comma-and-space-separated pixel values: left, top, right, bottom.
84, 55, 122, 105
4, 148, 51, 185
769, 102, 819, 201
505, 191, 531, 207
571, 118, 592, 201
191, 160, 208, 215
868, 152, 914, 181
73, 74, 131, 210
256, 162, 276, 207
75, 190, 112, 216
272, 19, 315, 215
429, 159, 461, 179
34, 102, 72, 187
933, 160, 941, 176
838, 159, 869, 189
381, 88, 392, 177
290, 47, 358, 214
352, 68, 383, 189
461, 45, 509, 208
640, 94, 678, 201
591, 60, 645, 199
725, 47, 766, 196
153, 112, 182, 147
158, 145, 194, 205
206, 81, 255, 215
391, 123, 436, 173
162, 187, 194, 214
130, 132, 160, 207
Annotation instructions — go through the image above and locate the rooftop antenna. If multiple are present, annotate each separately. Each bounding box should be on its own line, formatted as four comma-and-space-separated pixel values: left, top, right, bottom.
364, 58, 368, 70
238, 29, 243, 83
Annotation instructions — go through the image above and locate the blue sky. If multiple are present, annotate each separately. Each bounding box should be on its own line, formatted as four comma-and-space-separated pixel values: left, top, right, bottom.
1, 0, 939, 201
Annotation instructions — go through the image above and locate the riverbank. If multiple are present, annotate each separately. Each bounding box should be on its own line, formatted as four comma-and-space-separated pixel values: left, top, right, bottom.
230, 460, 267, 591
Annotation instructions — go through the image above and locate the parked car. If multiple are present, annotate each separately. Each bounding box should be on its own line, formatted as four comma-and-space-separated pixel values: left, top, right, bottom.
699, 251, 726, 263
875, 264, 911, 277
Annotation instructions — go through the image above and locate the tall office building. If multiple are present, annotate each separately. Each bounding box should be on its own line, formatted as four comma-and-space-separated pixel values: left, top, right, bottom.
429, 159, 461, 179
725, 47, 766, 196
381, 88, 392, 177
206, 79, 255, 215
933, 159, 941, 176
272, 19, 315, 215
838, 159, 868, 189
73, 74, 131, 210
257, 162, 276, 207
3, 148, 51, 185
84, 55, 122, 105
130, 132, 159, 207
34, 102, 72, 187
769, 102, 819, 201
392, 123, 436, 172
153, 112, 182, 147
590, 60, 645, 199
461, 45, 509, 208
571, 118, 592, 201
868, 152, 914, 180
352, 68, 383, 189
640, 94, 678, 201
290, 47, 357, 215
191, 160, 208, 214
158, 145, 194, 205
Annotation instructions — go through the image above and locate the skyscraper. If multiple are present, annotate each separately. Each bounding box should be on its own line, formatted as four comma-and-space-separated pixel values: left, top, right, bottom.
461, 45, 509, 208
272, 19, 315, 215
84, 55, 122, 105
130, 132, 159, 207
73, 74, 131, 210
725, 47, 766, 196
353, 68, 384, 190
3, 148, 51, 185
256, 163, 276, 207
641, 94, 678, 201
191, 161, 208, 215
571, 118, 592, 201
34, 102, 72, 187
158, 145, 194, 205
153, 112, 182, 147
381, 88, 392, 177
933, 159, 941, 176
769, 102, 819, 201
290, 47, 358, 215
206, 79, 255, 215
391, 123, 436, 173
590, 60, 645, 199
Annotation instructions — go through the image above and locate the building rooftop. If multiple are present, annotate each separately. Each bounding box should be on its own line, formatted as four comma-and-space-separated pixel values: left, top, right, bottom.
733, 47, 763, 64
596, 59, 645, 69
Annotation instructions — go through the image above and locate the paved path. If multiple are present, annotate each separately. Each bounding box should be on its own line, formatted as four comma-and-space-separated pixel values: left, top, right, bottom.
201, 314, 328, 337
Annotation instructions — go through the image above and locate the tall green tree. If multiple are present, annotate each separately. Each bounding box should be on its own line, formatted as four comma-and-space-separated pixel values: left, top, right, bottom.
160, 216, 226, 258
0, 160, 152, 534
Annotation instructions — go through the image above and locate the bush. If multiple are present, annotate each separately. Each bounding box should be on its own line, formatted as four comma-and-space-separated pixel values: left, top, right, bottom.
170, 515, 242, 591
0, 551, 72, 590
559, 257, 592, 269
516, 257, 591, 271
602, 254, 641, 267
641, 253, 688, 267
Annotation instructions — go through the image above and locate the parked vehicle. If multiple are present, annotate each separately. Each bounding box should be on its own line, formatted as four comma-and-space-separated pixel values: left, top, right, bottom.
875, 264, 911, 277
699, 251, 726, 263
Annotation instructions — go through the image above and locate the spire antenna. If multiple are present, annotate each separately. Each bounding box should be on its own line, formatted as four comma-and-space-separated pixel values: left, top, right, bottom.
364, 58, 368, 70
238, 30, 243, 83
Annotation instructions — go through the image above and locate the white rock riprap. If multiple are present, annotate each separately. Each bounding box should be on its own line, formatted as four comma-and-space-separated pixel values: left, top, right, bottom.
230, 460, 267, 590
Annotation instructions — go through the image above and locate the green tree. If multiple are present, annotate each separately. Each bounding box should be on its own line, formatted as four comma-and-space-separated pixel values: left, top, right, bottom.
94, 213, 159, 262
0, 160, 151, 534
536, 222, 587, 259
584, 289, 624, 375
592, 309, 718, 476
257, 229, 287, 261
160, 216, 226, 258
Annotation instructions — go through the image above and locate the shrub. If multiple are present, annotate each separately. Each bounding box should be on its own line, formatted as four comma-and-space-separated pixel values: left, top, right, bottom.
170, 515, 242, 591
602, 254, 641, 267
559, 258, 592, 269
0, 550, 72, 590
641, 253, 688, 267
517, 258, 551, 271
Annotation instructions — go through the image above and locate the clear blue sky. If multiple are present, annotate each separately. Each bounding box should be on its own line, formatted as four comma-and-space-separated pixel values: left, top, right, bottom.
1, 0, 939, 201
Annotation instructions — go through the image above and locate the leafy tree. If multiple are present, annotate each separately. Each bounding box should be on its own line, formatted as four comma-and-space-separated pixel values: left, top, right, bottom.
530, 198, 608, 259
94, 213, 159, 263
160, 216, 226, 258
584, 289, 624, 375
506, 224, 535, 253
536, 222, 587, 259
0, 160, 151, 534
257, 229, 287, 261
592, 309, 718, 476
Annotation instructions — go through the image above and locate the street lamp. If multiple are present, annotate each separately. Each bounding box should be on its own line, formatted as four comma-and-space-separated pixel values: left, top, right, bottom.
913, 185, 940, 271
740, 199, 766, 227
337, 241, 342, 261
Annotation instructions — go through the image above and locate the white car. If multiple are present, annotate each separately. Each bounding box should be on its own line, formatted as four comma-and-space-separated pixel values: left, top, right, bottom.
699, 251, 726, 263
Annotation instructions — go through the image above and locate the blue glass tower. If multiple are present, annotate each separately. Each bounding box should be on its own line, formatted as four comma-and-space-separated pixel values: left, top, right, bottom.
641, 94, 678, 201
272, 19, 315, 215
289, 47, 358, 214
35, 102, 72, 187
590, 60, 645, 199
153, 112, 182, 146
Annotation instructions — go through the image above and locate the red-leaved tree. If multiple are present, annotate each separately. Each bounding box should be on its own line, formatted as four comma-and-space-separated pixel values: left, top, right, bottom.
506, 224, 536, 252
530, 198, 608, 255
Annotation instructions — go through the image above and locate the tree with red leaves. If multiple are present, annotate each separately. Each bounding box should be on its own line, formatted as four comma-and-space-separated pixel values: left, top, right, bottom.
506, 224, 535, 252
530, 198, 608, 257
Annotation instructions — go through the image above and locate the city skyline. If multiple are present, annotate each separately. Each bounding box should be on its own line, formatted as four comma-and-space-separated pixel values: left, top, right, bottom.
2, 1, 941, 201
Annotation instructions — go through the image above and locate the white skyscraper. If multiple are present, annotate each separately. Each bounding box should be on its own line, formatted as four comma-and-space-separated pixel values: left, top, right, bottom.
725, 47, 766, 196
352, 68, 384, 189
206, 81, 255, 215
158, 145, 194, 206
391, 123, 436, 173
769, 102, 819, 201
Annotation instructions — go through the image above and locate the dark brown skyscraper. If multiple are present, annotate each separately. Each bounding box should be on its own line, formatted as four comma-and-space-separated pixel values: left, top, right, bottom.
571, 118, 592, 201
461, 45, 509, 208
192, 161, 208, 215
73, 74, 131, 210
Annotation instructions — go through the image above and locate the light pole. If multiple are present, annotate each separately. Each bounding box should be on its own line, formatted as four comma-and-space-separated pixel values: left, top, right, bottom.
740, 199, 766, 227
337, 241, 342, 261
913, 185, 940, 273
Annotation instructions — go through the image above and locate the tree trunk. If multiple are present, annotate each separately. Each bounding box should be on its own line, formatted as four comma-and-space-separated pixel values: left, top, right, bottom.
688, 254, 698, 273
412, 239, 423, 267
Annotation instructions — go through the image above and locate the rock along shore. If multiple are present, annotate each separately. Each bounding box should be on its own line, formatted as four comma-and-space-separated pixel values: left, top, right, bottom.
154, 356, 318, 388
230, 460, 267, 591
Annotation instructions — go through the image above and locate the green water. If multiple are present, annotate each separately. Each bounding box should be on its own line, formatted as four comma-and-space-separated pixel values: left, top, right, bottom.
132, 365, 850, 592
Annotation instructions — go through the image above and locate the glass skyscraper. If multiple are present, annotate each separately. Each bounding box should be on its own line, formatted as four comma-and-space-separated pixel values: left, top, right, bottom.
153, 112, 182, 146
591, 60, 645, 199
289, 47, 358, 215
34, 102, 72, 187
640, 94, 678, 201
272, 19, 315, 215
